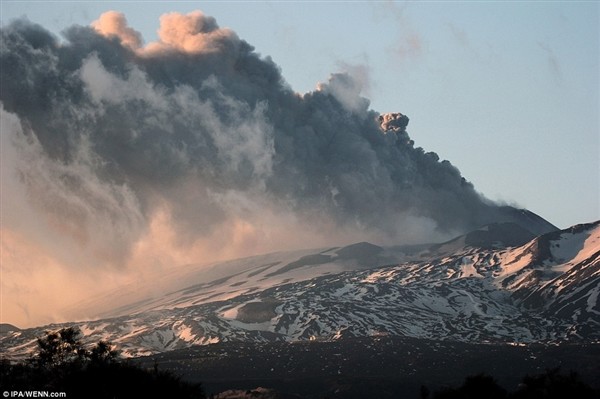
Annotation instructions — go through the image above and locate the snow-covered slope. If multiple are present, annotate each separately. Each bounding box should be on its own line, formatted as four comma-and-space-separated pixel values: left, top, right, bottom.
71, 242, 407, 319
2, 221, 598, 359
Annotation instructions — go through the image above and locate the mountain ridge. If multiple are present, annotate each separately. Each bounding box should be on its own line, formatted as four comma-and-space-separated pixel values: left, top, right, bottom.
2, 219, 597, 360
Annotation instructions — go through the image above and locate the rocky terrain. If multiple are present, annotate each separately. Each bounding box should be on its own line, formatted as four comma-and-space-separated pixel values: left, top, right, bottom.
2, 220, 598, 360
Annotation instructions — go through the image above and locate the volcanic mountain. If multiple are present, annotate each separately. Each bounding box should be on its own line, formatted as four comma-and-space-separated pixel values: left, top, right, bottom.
2, 217, 598, 361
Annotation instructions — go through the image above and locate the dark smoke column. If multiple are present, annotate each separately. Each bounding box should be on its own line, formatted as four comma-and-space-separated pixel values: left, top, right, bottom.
0, 13, 557, 264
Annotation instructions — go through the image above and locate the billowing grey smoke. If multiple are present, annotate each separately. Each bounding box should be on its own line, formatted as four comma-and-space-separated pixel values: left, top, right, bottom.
0, 13, 552, 269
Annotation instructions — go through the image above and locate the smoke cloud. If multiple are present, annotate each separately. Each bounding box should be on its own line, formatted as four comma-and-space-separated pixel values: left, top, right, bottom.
91, 11, 142, 50
1, 11, 529, 326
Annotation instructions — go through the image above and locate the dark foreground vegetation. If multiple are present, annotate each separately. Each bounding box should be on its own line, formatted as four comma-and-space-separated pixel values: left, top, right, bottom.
2, 329, 599, 398
139, 337, 600, 398
207, 371, 600, 399
1, 327, 204, 398
427, 371, 599, 399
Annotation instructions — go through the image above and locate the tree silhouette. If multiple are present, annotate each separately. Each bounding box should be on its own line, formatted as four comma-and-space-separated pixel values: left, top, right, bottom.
35, 326, 88, 368
433, 374, 507, 399
427, 370, 599, 399
89, 340, 120, 364
511, 368, 599, 399
1, 327, 204, 398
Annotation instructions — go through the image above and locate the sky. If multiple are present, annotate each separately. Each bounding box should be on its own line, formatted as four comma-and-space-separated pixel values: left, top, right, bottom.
0, 1, 598, 328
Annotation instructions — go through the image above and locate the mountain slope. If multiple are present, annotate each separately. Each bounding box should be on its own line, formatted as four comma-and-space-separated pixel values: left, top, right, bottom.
2, 221, 597, 359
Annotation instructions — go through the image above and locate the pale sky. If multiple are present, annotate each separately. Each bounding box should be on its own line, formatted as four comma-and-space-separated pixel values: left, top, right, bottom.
2, 1, 598, 228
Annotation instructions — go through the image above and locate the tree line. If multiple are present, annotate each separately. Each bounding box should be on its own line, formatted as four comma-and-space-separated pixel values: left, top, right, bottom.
422, 370, 599, 399
2, 327, 598, 398
1, 327, 204, 398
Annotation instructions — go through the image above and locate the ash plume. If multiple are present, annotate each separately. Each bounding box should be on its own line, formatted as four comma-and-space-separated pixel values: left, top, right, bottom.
1, 11, 544, 277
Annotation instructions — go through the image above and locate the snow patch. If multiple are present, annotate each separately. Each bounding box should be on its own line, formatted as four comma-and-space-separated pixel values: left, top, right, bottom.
459, 257, 483, 278
586, 283, 600, 315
